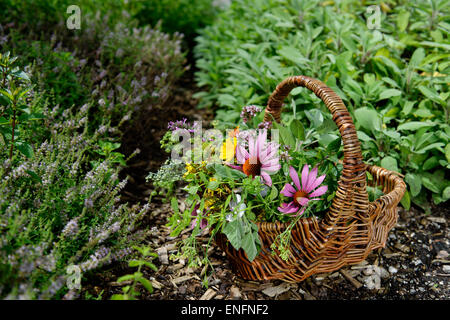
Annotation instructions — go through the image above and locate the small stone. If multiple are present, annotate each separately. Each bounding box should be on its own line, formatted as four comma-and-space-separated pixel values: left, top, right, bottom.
262, 283, 293, 298
436, 250, 448, 259
394, 243, 410, 253
443, 265, 450, 274
178, 286, 187, 295
426, 216, 446, 224
412, 258, 422, 266
200, 288, 216, 300
156, 247, 169, 265
388, 266, 398, 274
230, 285, 241, 300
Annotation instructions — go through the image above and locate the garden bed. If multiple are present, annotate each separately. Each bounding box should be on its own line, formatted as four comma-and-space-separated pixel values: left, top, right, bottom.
81, 68, 449, 300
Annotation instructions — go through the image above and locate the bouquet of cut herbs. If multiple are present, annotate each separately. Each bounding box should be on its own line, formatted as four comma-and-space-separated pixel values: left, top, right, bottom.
148, 105, 342, 266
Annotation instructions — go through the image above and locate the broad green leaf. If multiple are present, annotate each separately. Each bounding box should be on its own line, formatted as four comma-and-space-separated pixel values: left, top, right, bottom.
354, 107, 382, 134
326, 137, 341, 153
214, 164, 247, 180
290, 119, 305, 141
242, 231, 260, 262
421, 176, 440, 194
416, 142, 444, 154
278, 46, 308, 66
357, 130, 373, 142
397, 10, 410, 32
397, 121, 433, 131
223, 219, 243, 250
400, 190, 411, 210
137, 277, 153, 293
405, 173, 421, 197
443, 186, 450, 201
304, 109, 324, 129
207, 180, 220, 191
423, 156, 439, 171
418, 86, 445, 106
273, 122, 295, 149
381, 156, 399, 172
409, 48, 425, 67
379, 89, 401, 100
16, 142, 34, 158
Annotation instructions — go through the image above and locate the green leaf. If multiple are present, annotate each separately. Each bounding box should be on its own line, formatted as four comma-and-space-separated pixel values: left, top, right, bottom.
445, 144, 450, 163
354, 107, 382, 134
137, 277, 153, 293
443, 186, 450, 201
289, 119, 305, 141
416, 142, 444, 154
397, 121, 433, 131
273, 122, 295, 149
304, 110, 324, 129
278, 46, 308, 66
214, 164, 247, 180
170, 197, 180, 215
423, 156, 439, 171
418, 86, 445, 106
326, 137, 341, 153
409, 48, 425, 67
405, 173, 421, 197
0, 116, 9, 125
223, 219, 243, 250
128, 260, 144, 268
400, 190, 411, 210
397, 10, 410, 32
242, 231, 260, 262
379, 89, 401, 100
26, 170, 42, 183
143, 262, 158, 272
207, 180, 220, 190
117, 274, 136, 283
381, 156, 399, 172
269, 185, 278, 201
15, 141, 34, 158
421, 176, 440, 193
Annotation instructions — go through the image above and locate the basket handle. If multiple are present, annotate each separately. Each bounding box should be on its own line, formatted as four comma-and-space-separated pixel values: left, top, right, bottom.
264, 76, 369, 228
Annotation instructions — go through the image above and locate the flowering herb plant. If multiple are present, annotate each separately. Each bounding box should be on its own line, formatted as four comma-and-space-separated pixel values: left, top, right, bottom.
152, 105, 343, 266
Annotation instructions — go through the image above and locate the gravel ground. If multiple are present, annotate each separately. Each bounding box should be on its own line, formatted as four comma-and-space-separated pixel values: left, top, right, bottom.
83, 198, 449, 300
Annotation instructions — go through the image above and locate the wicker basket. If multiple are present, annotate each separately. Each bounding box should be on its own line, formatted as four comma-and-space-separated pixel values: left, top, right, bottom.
215, 75, 406, 282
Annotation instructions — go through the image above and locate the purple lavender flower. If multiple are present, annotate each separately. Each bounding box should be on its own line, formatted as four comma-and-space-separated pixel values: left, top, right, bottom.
167, 118, 197, 133
240, 105, 262, 124
258, 121, 272, 130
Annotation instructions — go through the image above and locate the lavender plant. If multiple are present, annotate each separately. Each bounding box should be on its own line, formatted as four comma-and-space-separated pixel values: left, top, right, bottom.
0, 92, 151, 299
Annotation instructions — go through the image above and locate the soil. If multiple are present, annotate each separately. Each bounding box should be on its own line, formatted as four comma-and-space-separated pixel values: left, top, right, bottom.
81, 58, 449, 302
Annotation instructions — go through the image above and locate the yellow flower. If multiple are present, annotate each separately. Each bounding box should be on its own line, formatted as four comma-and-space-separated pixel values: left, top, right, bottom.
220, 137, 237, 162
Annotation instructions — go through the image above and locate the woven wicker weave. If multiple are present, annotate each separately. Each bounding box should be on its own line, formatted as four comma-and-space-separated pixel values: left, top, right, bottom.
215, 75, 406, 282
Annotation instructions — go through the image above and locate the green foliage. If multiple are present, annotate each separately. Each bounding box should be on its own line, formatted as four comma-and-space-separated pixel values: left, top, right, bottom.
0, 0, 187, 299
0, 52, 41, 159
194, 0, 450, 210
110, 246, 158, 300
129, 0, 221, 40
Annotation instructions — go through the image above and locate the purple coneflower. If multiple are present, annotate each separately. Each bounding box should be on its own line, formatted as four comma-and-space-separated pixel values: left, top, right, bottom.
278, 165, 328, 216
229, 130, 280, 186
